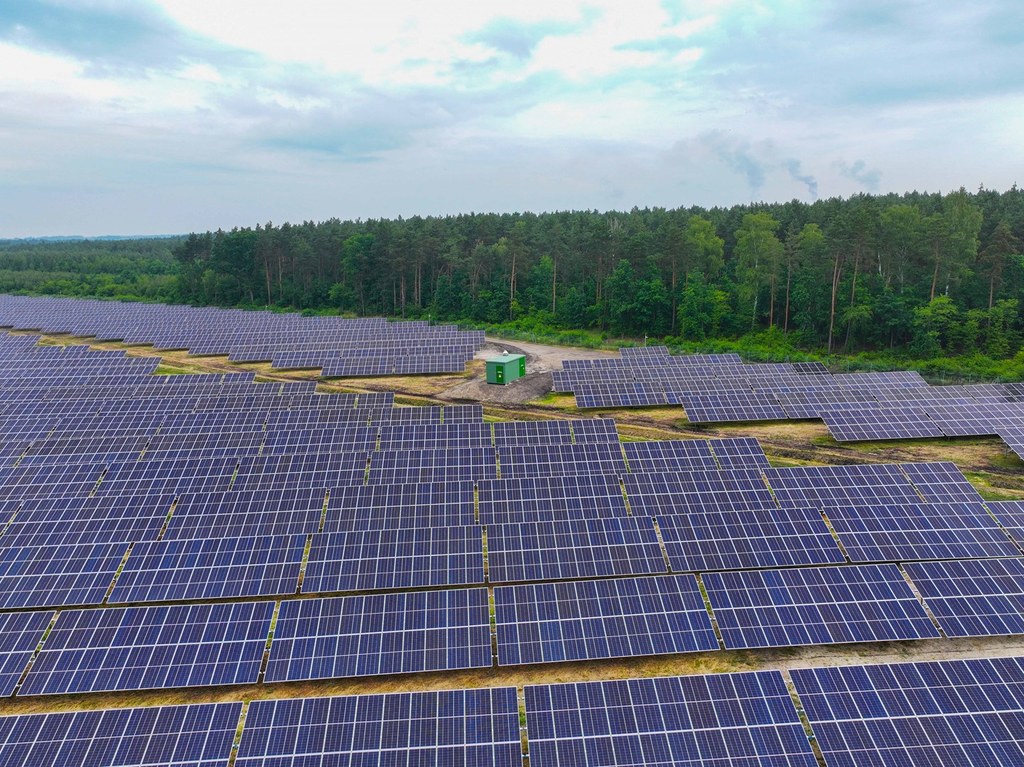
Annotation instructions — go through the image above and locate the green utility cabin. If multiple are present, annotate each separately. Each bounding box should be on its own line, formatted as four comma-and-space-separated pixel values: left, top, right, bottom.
485, 354, 526, 385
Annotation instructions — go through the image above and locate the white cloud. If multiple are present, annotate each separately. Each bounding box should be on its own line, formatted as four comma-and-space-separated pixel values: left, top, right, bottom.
0, 0, 1020, 235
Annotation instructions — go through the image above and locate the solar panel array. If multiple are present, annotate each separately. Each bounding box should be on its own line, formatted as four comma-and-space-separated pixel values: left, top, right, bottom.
0, 294, 485, 377
236, 689, 522, 767
3, 656, 1024, 765
792, 656, 1024, 766
493, 575, 720, 665
703, 564, 941, 650
4, 312, 1024, 762
525, 671, 819, 767
554, 345, 1024, 455
0, 702, 243, 767
265, 588, 492, 682
0, 328, 1021, 697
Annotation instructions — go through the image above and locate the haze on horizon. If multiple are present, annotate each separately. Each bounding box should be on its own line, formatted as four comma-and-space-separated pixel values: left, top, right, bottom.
0, 0, 1021, 238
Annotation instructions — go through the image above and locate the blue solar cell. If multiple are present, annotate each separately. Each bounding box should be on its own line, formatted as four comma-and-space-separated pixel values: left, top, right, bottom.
486, 518, 667, 583
265, 588, 492, 682
764, 464, 923, 508
904, 558, 1024, 637
657, 506, 845, 571
526, 671, 818, 767
163, 488, 327, 539
478, 474, 629, 524
325, 480, 476, 530
0, 702, 242, 767
623, 439, 719, 473
824, 501, 1018, 562
367, 447, 497, 484
703, 564, 940, 650
303, 527, 485, 592
900, 461, 987, 503
498, 443, 626, 479
494, 575, 718, 665
792, 657, 1024, 766
0, 541, 128, 609
625, 469, 778, 516
0, 611, 54, 696
237, 688, 521, 767
0, 493, 172, 548
108, 534, 307, 603
232, 452, 368, 491
20, 601, 274, 695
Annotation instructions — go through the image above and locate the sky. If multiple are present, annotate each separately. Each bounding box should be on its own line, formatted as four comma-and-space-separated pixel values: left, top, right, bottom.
0, 0, 1021, 237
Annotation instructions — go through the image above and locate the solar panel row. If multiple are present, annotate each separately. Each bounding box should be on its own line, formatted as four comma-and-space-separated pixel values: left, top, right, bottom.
3, 655, 1024, 766
555, 346, 1024, 456
0, 295, 486, 377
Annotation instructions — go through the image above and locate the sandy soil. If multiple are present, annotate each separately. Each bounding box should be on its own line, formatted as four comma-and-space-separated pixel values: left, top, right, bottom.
478, 337, 617, 374
438, 339, 614, 405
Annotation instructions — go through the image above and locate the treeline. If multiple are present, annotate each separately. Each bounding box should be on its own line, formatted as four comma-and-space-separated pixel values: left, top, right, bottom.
172, 187, 1024, 359
0, 239, 179, 302
1, 188, 1022, 363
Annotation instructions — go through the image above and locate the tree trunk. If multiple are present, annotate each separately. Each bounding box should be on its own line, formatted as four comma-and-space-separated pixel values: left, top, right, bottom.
508, 250, 517, 321
845, 255, 859, 351
783, 258, 792, 333
827, 255, 843, 354
670, 258, 678, 331
551, 259, 557, 314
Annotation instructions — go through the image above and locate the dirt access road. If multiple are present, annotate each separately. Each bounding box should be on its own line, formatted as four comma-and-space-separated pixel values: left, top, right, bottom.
440, 337, 616, 405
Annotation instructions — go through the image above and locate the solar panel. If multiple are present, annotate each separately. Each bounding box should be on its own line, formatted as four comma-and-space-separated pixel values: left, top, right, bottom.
525, 671, 818, 767
623, 439, 719, 473
378, 422, 493, 450
625, 469, 778, 516
487, 518, 667, 583
764, 464, 923, 508
108, 534, 307, 603
822, 406, 944, 441
1000, 428, 1024, 462
325, 481, 476, 530
0, 493, 172, 548
236, 688, 522, 767
265, 588, 492, 682
990, 500, 1024, 545
657, 506, 845, 571
97, 457, 236, 497
0, 541, 128, 609
367, 447, 497, 484
569, 418, 621, 444
710, 436, 772, 470
498, 442, 626, 479
478, 474, 629, 524
0, 610, 54, 696
791, 656, 1024, 766
302, 527, 485, 592
823, 501, 1018, 562
900, 461, 987, 503
680, 390, 787, 423
0, 702, 242, 767
492, 419, 571, 446
703, 564, 940, 649
164, 488, 327, 539
904, 558, 1024, 637
493, 575, 718, 665
574, 381, 669, 408
261, 425, 377, 454
20, 600, 274, 695
232, 452, 368, 491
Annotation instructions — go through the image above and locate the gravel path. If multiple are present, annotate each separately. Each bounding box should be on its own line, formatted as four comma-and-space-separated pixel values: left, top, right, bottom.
438, 338, 615, 405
